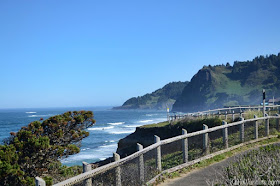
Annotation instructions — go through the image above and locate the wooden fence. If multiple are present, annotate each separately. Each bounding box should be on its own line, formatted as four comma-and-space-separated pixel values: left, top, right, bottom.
169, 105, 280, 122
36, 106, 280, 186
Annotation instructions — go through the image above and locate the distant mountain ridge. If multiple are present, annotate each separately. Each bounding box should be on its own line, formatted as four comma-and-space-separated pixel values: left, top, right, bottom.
113, 81, 188, 110
115, 52, 280, 112
173, 53, 280, 112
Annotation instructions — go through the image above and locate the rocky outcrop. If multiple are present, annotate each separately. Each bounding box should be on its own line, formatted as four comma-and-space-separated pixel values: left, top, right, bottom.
113, 81, 188, 110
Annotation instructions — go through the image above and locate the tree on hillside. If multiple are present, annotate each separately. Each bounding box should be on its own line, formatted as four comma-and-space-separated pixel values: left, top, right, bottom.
0, 111, 95, 185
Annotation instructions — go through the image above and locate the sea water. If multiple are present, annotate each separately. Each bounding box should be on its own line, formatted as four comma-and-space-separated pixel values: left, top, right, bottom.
0, 107, 167, 166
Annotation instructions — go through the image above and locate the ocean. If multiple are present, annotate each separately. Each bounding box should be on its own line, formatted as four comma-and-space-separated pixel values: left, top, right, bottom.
0, 107, 167, 166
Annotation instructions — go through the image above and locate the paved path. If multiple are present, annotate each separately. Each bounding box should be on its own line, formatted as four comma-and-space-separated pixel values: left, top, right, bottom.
159, 142, 280, 186
160, 156, 236, 186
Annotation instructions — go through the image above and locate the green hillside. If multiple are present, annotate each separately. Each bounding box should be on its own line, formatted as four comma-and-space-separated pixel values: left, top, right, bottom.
173, 53, 280, 112
113, 81, 188, 110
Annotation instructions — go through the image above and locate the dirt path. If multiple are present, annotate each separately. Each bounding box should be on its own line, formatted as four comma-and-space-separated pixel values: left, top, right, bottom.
159, 142, 280, 186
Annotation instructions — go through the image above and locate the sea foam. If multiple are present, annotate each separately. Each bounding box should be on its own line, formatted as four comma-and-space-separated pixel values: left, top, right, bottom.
108, 122, 125, 125
139, 120, 153, 123
109, 129, 135, 134
124, 125, 142, 128
28, 114, 53, 118
88, 126, 114, 131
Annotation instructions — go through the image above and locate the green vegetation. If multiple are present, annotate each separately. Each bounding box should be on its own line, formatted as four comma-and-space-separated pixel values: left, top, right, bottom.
216, 143, 280, 185
173, 53, 280, 112
141, 117, 222, 130
0, 111, 95, 185
113, 81, 188, 110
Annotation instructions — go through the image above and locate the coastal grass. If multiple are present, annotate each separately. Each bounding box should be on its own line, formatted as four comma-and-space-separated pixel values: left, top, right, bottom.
141, 117, 223, 131
142, 121, 170, 128
215, 143, 280, 185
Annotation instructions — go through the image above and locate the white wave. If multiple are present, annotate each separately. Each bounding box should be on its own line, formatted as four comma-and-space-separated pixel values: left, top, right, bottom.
109, 129, 135, 134
61, 154, 97, 162
105, 140, 115, 143
124, 125, 142, 128
61, 144, 118, 163
100, 144, 118, 148
28, 114, 53, 118
88, 126, 114, 131
145, 114, 158, 117
99, 158, 106, 160
26, 112, 36, 114
108, 122, 125, 125
139, 120, 153, 123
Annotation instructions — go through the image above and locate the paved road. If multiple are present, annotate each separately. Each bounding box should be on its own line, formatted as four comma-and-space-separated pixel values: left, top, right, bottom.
160, 142, 279, 186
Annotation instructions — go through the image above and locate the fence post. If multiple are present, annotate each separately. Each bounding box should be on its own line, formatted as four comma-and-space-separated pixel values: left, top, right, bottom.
265, 114, 269, 136
218, 111, 221, 119
240, 117, 244, 143
182, 129, 188, 163
232, 110, 235, 121
82, 162, 92, 186
137, 143, 145, 184
263, 89, 266, 117
225, 111, 228, 120
222, 121, 228, 149
113, 153, 122, 186
35, 177, 46, 186
154, 135, 162, 172
254, 115, 258, 139
203, 124, 209, 154
276, 114, 280, 131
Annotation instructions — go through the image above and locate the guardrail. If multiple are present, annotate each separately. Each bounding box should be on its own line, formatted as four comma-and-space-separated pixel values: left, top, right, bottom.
36, 108, 280, 186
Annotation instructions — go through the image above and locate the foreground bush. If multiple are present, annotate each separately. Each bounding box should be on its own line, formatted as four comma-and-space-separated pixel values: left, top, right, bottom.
0, 111, 95, 185
216, 144, 280, 185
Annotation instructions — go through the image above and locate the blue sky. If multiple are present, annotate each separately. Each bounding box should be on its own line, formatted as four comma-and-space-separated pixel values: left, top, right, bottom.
0, 1, 280, 108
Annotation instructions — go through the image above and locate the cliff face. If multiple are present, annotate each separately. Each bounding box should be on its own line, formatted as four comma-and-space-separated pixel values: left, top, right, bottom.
113, 81, 188, 110
117, 126, 179, 157
173, 53, 280, 112
116, 118, 222, 158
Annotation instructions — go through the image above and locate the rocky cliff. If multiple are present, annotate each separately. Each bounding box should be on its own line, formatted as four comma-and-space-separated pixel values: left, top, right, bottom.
116, 118, 222, 158
113, 81, 188, 110
173, 53, 280, 112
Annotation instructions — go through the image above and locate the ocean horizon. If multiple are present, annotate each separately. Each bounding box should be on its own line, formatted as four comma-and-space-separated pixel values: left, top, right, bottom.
0, 106, 167, 166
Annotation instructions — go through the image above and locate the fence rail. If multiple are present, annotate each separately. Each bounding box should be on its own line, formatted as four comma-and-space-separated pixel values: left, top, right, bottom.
36, 106, 280, 186
169, 105, 280, 121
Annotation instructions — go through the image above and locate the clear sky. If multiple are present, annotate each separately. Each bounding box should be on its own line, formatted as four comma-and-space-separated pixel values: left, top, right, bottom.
0, 1, 280, 108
